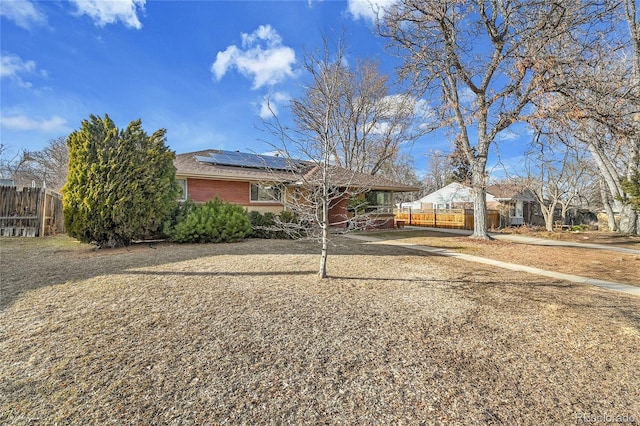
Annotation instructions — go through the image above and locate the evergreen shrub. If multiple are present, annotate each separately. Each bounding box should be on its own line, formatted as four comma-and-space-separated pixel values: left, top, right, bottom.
63, 114, 178, 247
168, 198, 251, 243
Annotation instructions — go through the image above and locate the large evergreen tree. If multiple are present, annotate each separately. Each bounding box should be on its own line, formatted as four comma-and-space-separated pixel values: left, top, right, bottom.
63, 114, 178, 247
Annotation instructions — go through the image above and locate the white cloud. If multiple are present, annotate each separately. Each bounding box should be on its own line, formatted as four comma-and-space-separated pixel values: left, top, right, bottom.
347, 0, 396, 22
488, 154, 528, 180
259, 91, 290, 119
496, 129, 520, 142
0, 54, 36, 78
1, 115, 68, 132
69, 0, 146, 29
458, 87, 476, 104
0, 0, 47, 29
378, 94, 417, 116
0, 53, 47, 88
211, 25, 296, 89
211, 46, 239, 80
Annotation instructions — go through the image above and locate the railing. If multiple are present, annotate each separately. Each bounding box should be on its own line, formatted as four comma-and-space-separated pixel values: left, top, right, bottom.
364, 205, 394, 214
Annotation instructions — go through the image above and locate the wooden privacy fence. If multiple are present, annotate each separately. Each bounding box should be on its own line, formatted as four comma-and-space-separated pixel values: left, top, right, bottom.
394, 208, 500, 230
0, 186, 65, 237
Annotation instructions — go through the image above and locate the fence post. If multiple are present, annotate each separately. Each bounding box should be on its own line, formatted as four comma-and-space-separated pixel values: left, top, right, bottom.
42, 191, 49, 236
35, 188, 43, 237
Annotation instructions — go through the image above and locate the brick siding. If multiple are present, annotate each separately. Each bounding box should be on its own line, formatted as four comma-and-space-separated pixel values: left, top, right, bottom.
187, 178, 250, 204
186, 178, 282, 209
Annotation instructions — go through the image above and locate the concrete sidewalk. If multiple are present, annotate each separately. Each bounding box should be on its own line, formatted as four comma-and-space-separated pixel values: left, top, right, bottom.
344, 231, 640, 297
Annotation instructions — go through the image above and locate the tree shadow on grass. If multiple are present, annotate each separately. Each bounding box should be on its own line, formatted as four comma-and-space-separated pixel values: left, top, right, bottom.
0, 235, 436, 310
119, 269, 319, 278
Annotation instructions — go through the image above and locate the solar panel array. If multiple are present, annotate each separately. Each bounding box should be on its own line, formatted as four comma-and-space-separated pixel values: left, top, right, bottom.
195, 150, 301, 171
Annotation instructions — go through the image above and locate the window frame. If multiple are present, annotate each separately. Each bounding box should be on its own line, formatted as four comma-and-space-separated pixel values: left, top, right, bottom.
177, 178, 188, 201
250, 183, 283, 203
364, 190, 393, 213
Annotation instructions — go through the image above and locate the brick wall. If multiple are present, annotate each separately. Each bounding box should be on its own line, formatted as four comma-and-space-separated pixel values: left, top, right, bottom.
328, 195, 348, 227
187, 178, 250, 204
186, 178, 283, 210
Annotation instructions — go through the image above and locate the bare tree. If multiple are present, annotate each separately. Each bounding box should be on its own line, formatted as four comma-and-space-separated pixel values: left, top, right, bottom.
313, 55, 429, 177
377, 151, 420, 184
522, 130, 593, 231
265, 39, 385, 278
379, 0, 603, 239
422, 150, 455, 194
530, 0, 640, 234
0, 137, 69, 191
0, 144, 29, 185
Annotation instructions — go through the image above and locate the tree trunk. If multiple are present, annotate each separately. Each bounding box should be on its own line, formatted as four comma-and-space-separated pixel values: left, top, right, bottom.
319, 127, 330, 279
586, 142, 640, 233
318, 198, 329, 279
537, 200, 556, 232
623, 142, 640, 235
619, 204, 638, 234
599, 177, 618, 231
543, 206, 556, 232
470, 159, 489, 239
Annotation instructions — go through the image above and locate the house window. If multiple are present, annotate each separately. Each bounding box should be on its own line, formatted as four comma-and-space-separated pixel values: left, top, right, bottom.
250, 183, 282, 203
365, 190, 392, 213
177, 179, 188, 201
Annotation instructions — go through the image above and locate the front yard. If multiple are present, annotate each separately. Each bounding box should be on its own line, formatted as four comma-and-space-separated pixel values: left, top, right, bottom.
370, 229, 640, 286
1, 235, 639, 424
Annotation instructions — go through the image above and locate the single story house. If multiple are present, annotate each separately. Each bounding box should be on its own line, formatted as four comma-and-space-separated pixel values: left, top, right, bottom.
399, 182, 485, 210
174, 149, 418, 229
485, 184, 537, 226
399, 182, 538, 226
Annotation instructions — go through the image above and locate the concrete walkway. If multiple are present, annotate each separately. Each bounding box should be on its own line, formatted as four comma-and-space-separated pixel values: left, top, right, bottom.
344, 230, 640, 297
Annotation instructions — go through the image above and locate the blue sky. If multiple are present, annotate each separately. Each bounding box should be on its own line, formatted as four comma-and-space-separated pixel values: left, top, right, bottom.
1, 0, 527, 179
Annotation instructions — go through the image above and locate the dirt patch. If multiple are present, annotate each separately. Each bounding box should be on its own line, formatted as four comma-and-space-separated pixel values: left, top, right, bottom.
1, 236, 639, 424
373, 230, 640, 286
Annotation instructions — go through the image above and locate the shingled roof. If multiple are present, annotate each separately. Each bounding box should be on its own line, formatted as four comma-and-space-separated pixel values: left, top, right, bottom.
486, 184, 535, 201
174, 149, 418, 192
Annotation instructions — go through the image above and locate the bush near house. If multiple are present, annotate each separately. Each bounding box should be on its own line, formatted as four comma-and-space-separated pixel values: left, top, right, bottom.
63, 114, 178, 247
167, 198, 251, 243
248, 210, 304, 239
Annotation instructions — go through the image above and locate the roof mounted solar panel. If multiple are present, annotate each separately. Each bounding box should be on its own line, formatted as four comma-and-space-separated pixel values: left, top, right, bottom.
195, 150, 300, 171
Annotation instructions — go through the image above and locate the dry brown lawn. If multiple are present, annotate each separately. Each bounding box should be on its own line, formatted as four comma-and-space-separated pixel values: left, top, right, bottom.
371, 229, 640, 286
1, 235, 639, 425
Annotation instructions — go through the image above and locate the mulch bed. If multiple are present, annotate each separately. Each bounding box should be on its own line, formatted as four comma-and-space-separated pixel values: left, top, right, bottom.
1, 236, 639, 424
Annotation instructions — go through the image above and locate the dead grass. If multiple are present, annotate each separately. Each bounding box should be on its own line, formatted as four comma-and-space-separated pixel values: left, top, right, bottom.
1, 236, 639, 424
502, 227, 640, 249
373, 230, 640, 286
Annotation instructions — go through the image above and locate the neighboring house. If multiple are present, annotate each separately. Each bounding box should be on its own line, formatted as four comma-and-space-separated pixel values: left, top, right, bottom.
399, 182, 537, 226
174, 149, 418, 229
399, 182, 492, 210
485, 184, 537, 226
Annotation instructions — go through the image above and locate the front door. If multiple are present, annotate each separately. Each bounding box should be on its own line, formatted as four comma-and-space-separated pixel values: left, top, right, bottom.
511, 200, 524, 225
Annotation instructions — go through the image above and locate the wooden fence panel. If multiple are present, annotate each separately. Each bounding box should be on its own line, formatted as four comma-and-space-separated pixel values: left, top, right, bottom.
487, 211, 500, 229
395, 208, 501, 231
0, 186, 65, 237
